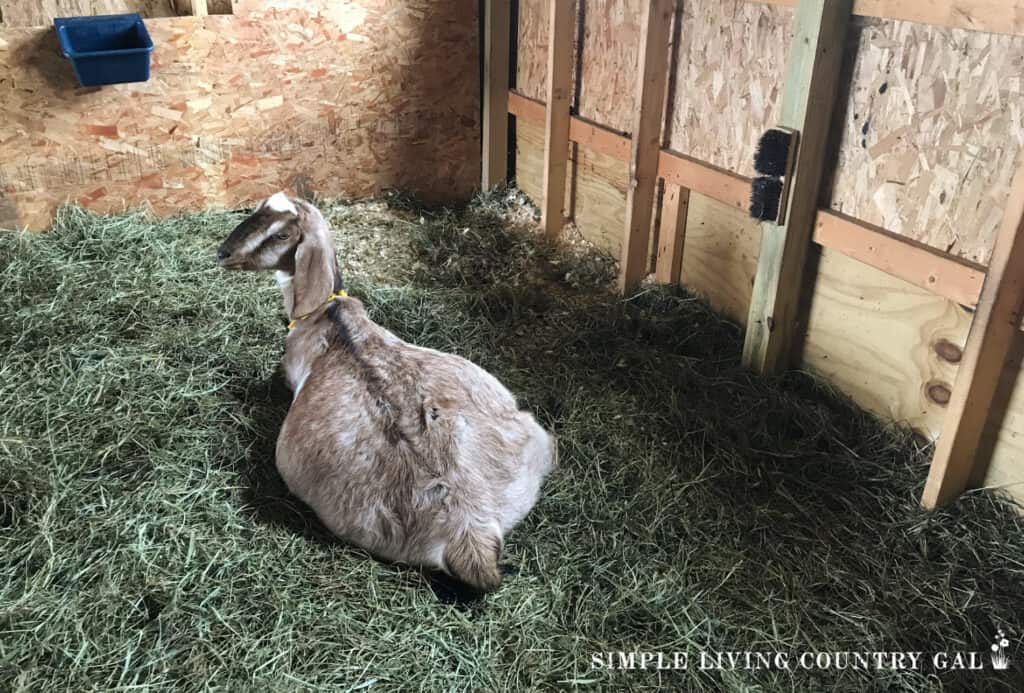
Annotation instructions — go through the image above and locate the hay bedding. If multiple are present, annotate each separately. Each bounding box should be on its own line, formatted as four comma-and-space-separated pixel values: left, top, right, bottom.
0, 190, 1022, 692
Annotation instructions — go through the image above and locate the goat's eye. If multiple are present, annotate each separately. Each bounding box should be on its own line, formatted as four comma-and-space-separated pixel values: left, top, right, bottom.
275, 232, 288, 241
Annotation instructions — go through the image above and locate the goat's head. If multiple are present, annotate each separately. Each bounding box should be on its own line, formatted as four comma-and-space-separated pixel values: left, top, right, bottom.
218, 192, 341, 317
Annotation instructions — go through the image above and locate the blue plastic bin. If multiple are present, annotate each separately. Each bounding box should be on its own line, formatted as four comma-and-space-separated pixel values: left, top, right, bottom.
55, 13, 154, 87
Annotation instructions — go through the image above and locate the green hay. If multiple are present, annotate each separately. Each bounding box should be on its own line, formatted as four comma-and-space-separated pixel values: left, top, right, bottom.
1, 191, 1023, 691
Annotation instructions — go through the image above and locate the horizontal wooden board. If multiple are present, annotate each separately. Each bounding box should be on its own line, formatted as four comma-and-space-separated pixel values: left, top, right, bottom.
0, 0, 479, 230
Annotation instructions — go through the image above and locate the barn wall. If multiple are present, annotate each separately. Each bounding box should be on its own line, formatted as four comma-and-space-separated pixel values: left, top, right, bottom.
0, 0, 234, 26
512, 1, 1024, 503
0, 0, 479, 229
515, 0, 1024, 266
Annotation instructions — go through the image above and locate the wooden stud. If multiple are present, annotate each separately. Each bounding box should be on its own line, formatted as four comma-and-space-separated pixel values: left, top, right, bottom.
192, 0, 209, 17
508, 89, 991, 314
655, 184, 689, 284
482, 0, 511, 190
540, 0, 574, 238
619, 0, 674, 294
742, 0, 852, 374
922, 162, 1024, 508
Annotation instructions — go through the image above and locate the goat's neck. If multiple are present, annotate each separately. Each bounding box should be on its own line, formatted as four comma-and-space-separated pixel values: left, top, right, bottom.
275, 271, 298, 318
275, 268, 344, 320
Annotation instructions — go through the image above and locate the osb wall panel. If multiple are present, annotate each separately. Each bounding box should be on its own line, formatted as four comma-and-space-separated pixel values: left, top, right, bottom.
0, 0, 479, 230
515, 0, 549, 102
0, 0, 233, 26
830, 17, 1024, 266
516, 4, 1024, 268
515, 0, 639, 133
667, 0, 791, 175
515, 0, 791, 164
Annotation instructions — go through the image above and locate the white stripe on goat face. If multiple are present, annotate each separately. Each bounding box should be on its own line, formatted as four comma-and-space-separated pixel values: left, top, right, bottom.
238, 218, 288, 257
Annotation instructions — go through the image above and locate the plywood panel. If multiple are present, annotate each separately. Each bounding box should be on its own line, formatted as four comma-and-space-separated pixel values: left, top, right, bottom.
516, 117, 625, 255
804, 250, 972, 440
0, 0, 479, 230
830, 17, 1024, 266
682, 192, 759, 324
667, 0, 791, 176
986, 334, 1024, 499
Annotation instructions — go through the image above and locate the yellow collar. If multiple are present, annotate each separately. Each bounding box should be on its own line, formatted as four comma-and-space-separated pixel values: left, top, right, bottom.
287, 290, 347, 331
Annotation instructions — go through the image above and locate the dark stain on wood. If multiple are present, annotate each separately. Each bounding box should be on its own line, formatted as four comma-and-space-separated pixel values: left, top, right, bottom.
934, 339, 963, 363
927, 381, 953, 406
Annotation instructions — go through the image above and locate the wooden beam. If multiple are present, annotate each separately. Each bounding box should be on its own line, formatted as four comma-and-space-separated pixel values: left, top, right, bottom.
922, 163, 1024, 508
658, 149, 749, 212
508, 89, 990, 314
655, 184, 689, 284
192, 0, 208, 17
510, 91, 631, 160
744, 0, 1024, 37
540, 0, 574, 238
619, 0, 674, 294
813, 211, 986, 309
482, 0, 511, 190
742, 0, 852, 374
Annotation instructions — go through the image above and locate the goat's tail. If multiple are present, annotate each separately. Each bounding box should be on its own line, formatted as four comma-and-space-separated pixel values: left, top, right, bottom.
444, 524, 503, 592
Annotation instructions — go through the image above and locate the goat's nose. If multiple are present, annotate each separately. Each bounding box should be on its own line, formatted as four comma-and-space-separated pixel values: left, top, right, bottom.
216, 247, 229, 261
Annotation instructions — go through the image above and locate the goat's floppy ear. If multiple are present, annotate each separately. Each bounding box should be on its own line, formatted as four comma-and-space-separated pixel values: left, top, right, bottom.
292, 231, 335, 318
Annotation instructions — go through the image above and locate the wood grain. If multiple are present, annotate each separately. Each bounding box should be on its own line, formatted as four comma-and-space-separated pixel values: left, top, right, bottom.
744, 0, 853, 373
540, 0, 574, 238
655, 184, 689, 285
482, 0, 511, 189
619, 0, 673, 294
0, 1, 480, 229
924, 163, 1024, 508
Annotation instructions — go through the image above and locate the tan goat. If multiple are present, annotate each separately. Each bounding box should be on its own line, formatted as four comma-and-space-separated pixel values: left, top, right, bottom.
217, 193, 555, 591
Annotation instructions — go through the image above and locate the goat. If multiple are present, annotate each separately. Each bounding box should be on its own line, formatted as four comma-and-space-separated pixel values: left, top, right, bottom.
216, 193, 555, 591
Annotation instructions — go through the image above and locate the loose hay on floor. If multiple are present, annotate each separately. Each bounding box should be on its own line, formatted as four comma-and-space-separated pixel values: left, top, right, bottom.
1, 192, 1023, 692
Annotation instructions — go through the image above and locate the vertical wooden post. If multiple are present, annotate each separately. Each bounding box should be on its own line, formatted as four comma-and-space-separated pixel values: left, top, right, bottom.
540, 0, 574, 238
922, 162, 1024, 508
482, 0, 511, 190
618, 0, 674, 294
192, 0, 209, 17
742, 0, 852, 373
655, 184, 689, 284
